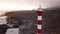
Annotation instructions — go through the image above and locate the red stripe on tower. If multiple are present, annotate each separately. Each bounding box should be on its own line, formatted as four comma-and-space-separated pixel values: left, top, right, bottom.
37, 6, 43, 34
38, 11, 42, 16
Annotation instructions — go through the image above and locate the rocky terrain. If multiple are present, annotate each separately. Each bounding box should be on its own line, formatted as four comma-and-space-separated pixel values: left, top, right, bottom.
43, 8, 60, 34
1, 8, 60, 34
4, 10, 37, 34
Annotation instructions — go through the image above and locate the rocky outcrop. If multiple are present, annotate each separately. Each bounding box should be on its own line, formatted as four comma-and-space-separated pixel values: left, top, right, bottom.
43, 8, 60, 34
4, 10, 37, 34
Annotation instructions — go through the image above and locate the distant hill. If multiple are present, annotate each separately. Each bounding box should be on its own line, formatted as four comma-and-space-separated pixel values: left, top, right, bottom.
4, 10, 37, 20
43, 8, 60, 34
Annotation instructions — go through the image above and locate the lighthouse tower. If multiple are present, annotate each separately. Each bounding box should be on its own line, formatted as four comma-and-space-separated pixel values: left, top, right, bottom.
37, 6, 43, 34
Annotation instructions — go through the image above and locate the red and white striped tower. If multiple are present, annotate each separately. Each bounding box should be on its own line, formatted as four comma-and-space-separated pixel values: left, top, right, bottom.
37, 6, 43, 34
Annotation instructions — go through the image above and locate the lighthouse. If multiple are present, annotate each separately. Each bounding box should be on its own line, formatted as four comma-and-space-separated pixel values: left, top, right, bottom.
37, 6, 43, 34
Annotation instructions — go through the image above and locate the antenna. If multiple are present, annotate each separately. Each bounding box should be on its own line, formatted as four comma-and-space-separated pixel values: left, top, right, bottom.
39, 5, 41, 8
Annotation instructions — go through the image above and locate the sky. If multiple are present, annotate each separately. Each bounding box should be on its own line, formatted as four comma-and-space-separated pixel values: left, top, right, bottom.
40, 0, 60, 8
0, 0, 60, 11
0, 0, 40, 11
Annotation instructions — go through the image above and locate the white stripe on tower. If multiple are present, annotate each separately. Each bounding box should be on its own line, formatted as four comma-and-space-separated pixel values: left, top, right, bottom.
37, 6, 43, 34
38, 16, 42, 20
37, 24, 42, 29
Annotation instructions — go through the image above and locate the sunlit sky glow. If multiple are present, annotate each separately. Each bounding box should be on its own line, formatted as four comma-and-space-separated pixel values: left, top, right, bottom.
0, 0, 60, 11
0, 4, 35, 10
0, 0, 41, 11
